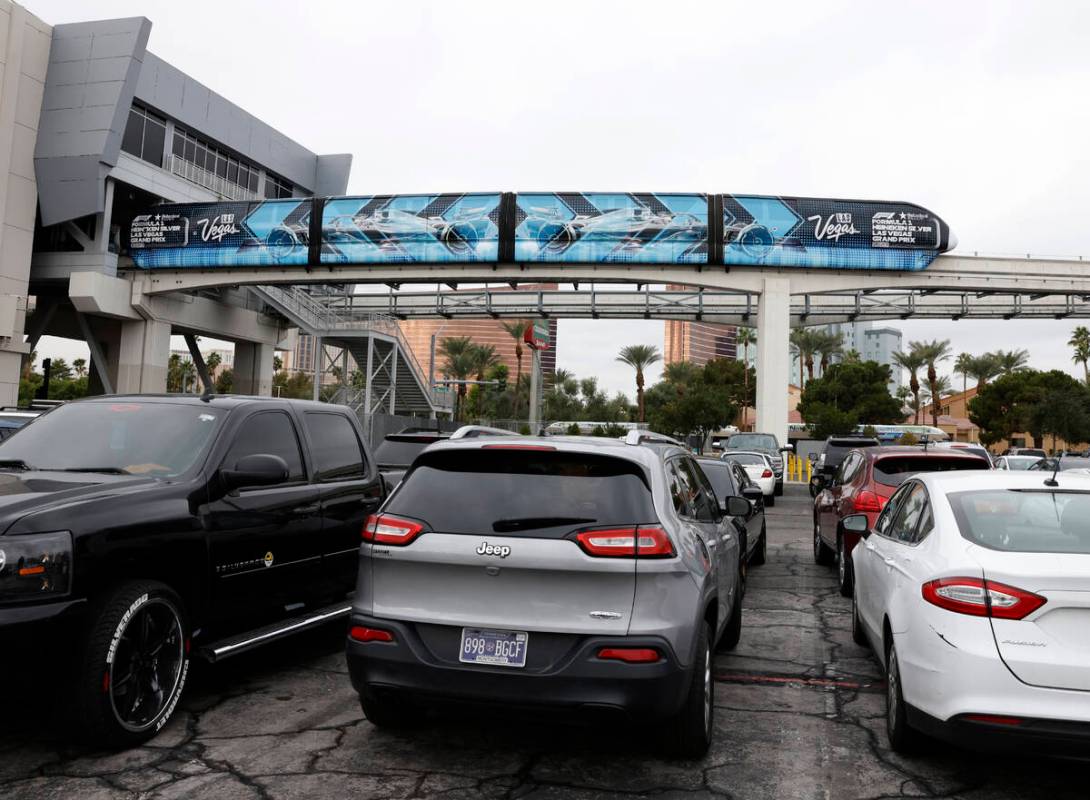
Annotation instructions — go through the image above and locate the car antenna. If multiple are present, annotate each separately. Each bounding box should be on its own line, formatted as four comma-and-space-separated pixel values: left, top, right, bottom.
920, 435, 929, 452
1045, 459, 1060, 488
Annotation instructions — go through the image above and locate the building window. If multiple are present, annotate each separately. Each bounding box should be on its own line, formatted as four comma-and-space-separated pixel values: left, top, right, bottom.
264, 172, 293, 199
121, 104, 167, 167
171, 125, 266, 196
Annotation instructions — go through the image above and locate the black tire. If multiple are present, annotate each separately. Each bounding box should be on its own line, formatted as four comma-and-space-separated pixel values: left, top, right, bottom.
751, 521, 767, 566
359, 687, 416, 728
718, 589, 743, 652
837, 533, 854, 597
74, 581, 189, 749
663, 622, 713, 758
813, 518, 834, 565
885, 641, 926, 754
851, 588, 869, 647
774, 482, 784, 497
765, 493, 776, 508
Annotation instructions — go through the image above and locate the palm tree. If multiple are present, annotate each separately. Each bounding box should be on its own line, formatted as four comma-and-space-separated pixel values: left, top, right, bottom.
501, 321, 530, 417
921, 375, 953, 424
72, 357, 88, 379
966, 353, 1001, 389
992, 349, 1029, 375
616, 344, 661, 423
911, 339, 952, 427
953, 352, 972, 395
1070, 327, 1090, 384
893, 349, 926, 424
206, 351, 222, 373
736, 327, 756, 407
789, 329, 821, 389
438, 336, 475, 421
817, 330, 844, 373
895, 385, 912, 413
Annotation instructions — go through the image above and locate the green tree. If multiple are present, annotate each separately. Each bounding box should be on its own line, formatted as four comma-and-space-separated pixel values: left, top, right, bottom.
205, 351, 222, 373
616, 344, 662, 423
49, 357, 72, 381
215, 367, 233, 394
992, 348, 1030, 375
501, 320, 530, 417
736, 327, 756, 405
438, 336, 476, 421
273, 355, 284, 373
72, 357, 88, 379
1031, 386, 1090, 452
968, 369, 1084, 447
273, 370, 315, 399
789, 329, 822, 389
816, 330, 844, 373
910, 339, 952, 427
893, 349, 926, 424
1069, 326, 1090, 384
966, 353, 1001, 389
644, 357, 744, 441
954, 352, 973, 395
797, 360, 902, 439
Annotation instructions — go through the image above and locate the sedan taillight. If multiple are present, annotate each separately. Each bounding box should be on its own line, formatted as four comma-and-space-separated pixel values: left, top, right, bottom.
575, 526, 675, 558
761, 469, 773, 478
922, 577, 1046, 620
363, 513, 424, 546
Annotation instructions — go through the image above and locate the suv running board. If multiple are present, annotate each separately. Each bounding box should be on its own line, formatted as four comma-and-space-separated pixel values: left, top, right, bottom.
199, 602, 352, 663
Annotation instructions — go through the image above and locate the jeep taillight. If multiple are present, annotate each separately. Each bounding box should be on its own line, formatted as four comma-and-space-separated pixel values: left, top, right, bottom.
363, 514, 424, 546
574, 526, 674, 558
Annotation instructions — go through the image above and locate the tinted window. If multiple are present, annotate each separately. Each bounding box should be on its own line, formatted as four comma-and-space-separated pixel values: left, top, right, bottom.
697, 460, 736, 501
223, 411, 304, 482
887, 484, 927, 543
676, 458, 718, 522
665, 461, 692, 517
0, 401, 223, 476
874, 483, 912, 536
388, 450, 656, 536
873, 455, 989, 487
949, 490, 1090, 554
732, 463, 754, 490
723, 453, 765, 466
726, 434, 778, 451
304, 413, 366, 481
374, 435, 446, 467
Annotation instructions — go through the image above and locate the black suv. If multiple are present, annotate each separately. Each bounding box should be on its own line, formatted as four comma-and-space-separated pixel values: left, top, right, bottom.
0, 395, 382, 747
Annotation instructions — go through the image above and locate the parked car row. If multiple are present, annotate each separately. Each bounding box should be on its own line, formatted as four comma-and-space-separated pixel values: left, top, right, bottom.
0, 401, 771, 758
812, 438, 1090, 755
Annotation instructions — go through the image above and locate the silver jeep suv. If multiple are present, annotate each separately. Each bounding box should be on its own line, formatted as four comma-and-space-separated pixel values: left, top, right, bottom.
345, 434, 748, 757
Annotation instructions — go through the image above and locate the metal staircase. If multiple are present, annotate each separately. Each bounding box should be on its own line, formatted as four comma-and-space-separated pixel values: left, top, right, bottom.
251, 285, 441, 415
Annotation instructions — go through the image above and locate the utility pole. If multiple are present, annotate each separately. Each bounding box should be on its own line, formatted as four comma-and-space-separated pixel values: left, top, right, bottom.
528, 346, 541, 432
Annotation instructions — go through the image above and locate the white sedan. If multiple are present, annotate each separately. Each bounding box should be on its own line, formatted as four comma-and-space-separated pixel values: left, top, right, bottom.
848, 470, 1090, 755
994, 455, 1042, 471
721, 451, 776, 507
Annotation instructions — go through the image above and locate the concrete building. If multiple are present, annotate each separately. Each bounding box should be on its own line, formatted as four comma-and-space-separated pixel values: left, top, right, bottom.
0, 3, 351, 404
664, 320, 737, 366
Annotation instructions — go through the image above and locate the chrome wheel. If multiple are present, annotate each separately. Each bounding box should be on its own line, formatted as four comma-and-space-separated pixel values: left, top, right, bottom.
702, 642, 712, 734
108, 598, 186, 732
886, 647, 900, 735
838, 538, 846, 584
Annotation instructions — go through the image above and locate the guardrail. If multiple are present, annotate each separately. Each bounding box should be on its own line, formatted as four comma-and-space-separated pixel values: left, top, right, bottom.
166, 155, 259, 202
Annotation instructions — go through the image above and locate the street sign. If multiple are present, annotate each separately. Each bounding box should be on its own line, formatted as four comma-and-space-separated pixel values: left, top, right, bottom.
524, 320, 550, 351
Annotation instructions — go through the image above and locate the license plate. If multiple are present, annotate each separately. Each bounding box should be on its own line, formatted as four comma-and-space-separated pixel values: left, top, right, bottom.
459, 628, 529, 668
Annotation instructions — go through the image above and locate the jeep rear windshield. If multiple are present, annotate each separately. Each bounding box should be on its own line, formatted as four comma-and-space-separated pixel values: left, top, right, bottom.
948, 490, 1090, 554
388, 449, 657, 536
0, 401, 224, 477
726, 434, 778, 451
873, 455, 989, 487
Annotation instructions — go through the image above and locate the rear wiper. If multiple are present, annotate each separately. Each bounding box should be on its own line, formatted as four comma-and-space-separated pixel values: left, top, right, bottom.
492, 516, 596, 532
42, 467, 131, 475
0, 458, 31, 470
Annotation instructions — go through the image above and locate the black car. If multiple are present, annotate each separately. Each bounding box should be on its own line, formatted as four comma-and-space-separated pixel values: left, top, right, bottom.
373, 427, 451, 486
810, 436, 881, 496
0, 395, 383, 747
695, 456, 768, 570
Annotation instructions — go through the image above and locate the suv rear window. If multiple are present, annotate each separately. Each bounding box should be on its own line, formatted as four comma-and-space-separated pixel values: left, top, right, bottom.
873, 455, 989, 486
388, 450, 657, 537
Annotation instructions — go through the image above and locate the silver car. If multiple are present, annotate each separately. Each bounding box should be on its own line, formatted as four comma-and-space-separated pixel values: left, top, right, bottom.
345, 434, 748, 757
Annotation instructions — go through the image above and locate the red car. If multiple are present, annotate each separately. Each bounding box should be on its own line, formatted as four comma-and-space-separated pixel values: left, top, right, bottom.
812, 446, 990, 596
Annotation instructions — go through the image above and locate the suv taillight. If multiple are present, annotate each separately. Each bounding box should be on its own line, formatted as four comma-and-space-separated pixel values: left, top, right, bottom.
363, 513, 424, 546
922, 577, 1046, 620
575, 526, 675, 558
852, 490, 884, 513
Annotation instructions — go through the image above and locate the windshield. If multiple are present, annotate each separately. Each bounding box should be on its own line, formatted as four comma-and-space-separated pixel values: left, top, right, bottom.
723, 453, 765, 467
949, 490, 1090, 554
388, 450, 656, 536
374, 436, 445, 467
873, 455, 989, 487
726, 434, 778, 451
1006, 457, 1041, 471
0, 401, 223, 476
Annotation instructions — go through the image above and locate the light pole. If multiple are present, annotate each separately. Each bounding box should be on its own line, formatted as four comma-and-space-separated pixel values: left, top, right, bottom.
428, 321, 450, 419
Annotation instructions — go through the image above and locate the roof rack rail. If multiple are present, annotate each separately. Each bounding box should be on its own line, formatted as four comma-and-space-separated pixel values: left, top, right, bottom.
625, 430, 687, 448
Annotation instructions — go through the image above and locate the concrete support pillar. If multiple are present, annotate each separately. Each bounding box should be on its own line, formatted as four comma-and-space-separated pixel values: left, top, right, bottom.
312, 336, 322, 402
234, 342, 275, 396
0, 351, 21, 406
116, 319, 171, 394
755, 277, 791, 445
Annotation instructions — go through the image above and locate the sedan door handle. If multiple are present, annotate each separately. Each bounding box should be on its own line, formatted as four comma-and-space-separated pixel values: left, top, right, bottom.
883, 558, 896, 567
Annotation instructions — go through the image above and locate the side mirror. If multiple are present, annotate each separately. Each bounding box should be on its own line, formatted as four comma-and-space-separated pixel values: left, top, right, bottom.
220, 453, 289, 492
724, 495, 752, 516
842, 513, 870, 537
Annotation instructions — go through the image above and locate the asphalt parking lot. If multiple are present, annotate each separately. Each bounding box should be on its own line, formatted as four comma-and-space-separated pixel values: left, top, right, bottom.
3, 485, 1088, 800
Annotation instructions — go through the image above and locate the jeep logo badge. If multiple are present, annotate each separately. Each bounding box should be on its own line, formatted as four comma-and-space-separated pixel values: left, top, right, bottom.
476, 542, 510, 558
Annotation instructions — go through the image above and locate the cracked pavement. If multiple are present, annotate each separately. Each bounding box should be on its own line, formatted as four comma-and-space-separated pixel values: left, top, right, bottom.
2, 485, 1087, 799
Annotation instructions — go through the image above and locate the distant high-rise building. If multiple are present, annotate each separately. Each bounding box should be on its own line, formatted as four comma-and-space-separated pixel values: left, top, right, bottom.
664, 321, 738, 366
780, 322, 903, 394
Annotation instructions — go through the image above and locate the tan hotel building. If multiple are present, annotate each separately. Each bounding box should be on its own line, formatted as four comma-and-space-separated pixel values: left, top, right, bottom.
665, 320, 738, 366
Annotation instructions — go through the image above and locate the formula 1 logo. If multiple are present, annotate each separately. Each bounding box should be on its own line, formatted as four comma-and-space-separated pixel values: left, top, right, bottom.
808, 212, 859, 242
476, 542, 511, 558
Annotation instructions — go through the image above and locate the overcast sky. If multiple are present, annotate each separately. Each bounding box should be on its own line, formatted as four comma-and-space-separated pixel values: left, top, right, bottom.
25, 0, 1090, 396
